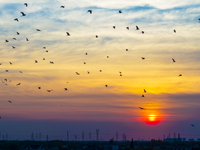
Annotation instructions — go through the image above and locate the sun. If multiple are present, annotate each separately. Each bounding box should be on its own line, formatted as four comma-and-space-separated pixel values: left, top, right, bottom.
142, 114, 161, 125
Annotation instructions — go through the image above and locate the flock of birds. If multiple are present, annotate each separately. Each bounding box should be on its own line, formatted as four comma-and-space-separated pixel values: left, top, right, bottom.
1, 3, 199, 127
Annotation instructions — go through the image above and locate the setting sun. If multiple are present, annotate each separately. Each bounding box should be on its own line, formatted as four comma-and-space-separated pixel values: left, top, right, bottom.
148, 115, 156, 122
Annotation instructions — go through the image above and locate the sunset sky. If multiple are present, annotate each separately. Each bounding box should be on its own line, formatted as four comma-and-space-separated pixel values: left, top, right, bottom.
0, 0, 200, 141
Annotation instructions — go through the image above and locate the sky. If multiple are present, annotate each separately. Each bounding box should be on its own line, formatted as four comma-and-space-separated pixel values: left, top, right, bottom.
0, 0, 200, 141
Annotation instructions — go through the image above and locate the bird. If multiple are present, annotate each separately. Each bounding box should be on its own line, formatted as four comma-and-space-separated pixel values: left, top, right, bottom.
24, 3, 28, 7
107, 56, 109, 58
4, 79, 7, 82
12, 46, 15, 49
46, 50, 48, 53
105, 85, 108, 87
113, 26, 115, 29
14, 18, 19, 22
43, 47, 46, 49
66, 32, 70, 36
96, 35, 98, 38
43, 58, 45, 60
16, 83, 21, 86
174, 29, 176, 33
119, 10, 122, 13
139, 107, 145, 110
87, 71, 90, 74
60, 6, 65, 8
119, 72, 122, 76
136, 26, 139, 30
35, 60, 38, 63
5, 40, 9, 43
0, 63, 1, 65
9, 62, 12, 65
178, 74, 182, 77
144, 89, 146, 93
26, 38, 29, 41
64, 88, 68, 91
126, 27, 129, 30
142, 95, 145, 97
13, 38, 16, 40
36, 29, 41, 31
87, 10, 92, 14
126, 49, 128, 51
76, 72, 80, 75
38, 87, 41, 89
50, 61, 54, 64
46, 89, 53, 92
5, 70, 8, 72
19, 71, 23, 73
8, 100, 12, 103
191, 124, 195, 127
99, 70, 102, 72
83, 62, 86, 64
172, 58, 176, 62
85, 53, 88, 55
198, 18, 200, 23
141, 31, 144, 34
141, 57, 145, 60
21, 12, 26, 16
16, 32, 20, 35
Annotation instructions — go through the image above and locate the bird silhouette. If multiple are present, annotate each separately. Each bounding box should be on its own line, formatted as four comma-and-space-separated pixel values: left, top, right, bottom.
107, 56, 109, 58
5, 40, 9, 43
126, 49, 128, 51
66, 32, 70, 36
46, 50, 48, 53
96, 35, 98, 38
113, 26, 115, 29
136, 26, 139, 30
85, 53, 88, 55
84, 62, 86, 64
24, 3, 28, 7
46, 89, 53, 92
64, 88, 68, 90
126, 27, 129, 30
174, 30, 176, 33
178, 74, 182, 76
13, 38, 16, 40
87, 71, 90, 74
8, 100, 12, 103
99, 70, 102, 72
141, 57, 145, 60
50, 61, 54, 64
141, 31, 144, 34
87, 10, 92, 14
38, 87, 41, 89
144, 89, 146, 93
119, 10, 122, 13
5, 70, 8, 72
61, 6, 65, 8
76, 72, 80, 75
16, 83, 21, 86
12, 46, 15, 49
105, 85, 108, 87
19, 71, 23, 73
26, 38, 29, 41
191, 124, 195, 127
43, 58, 45, 60
21, 12, 26, 16
9, 62, 12, 65
142, 95, 145, 97
139, 107, 145, 110
172, 58, 176, 62
35, 60, 38, 63
43, 47, 46, 49
36, 29, 41, 31
16, 32, 20, 35
14, 18, 19, 22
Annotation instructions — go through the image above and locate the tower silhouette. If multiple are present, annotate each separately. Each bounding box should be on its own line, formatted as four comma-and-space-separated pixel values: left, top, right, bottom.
89, 132, 91, 141
82, 132, 84, 141
96, 129, 99, 141
116, 132, 118, 141
67, 131, 69, 141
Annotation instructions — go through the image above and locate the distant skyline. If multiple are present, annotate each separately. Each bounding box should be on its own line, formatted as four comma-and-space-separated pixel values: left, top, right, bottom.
0, 0, 200, 141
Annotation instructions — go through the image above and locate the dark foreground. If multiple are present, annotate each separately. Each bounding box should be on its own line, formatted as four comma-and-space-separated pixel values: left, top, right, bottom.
0, 139, 200, 150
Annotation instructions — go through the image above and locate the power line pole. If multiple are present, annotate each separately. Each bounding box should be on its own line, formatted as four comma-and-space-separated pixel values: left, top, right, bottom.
116, 132, 118, 141
67, 131, 69, 141
89, 132, 91, 141
96, 129, 99, 141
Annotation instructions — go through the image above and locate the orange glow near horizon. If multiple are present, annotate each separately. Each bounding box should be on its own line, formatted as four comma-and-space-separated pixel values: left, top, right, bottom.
142, 112, 162, 125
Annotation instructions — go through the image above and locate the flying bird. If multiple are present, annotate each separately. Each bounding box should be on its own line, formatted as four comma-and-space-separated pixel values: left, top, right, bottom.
85, 53, 88, 55
5, 40, 9, 43
5, 70, 8, 72
43, 58, 45, 60
107, 56, 109, 58
50, 61, 54, 64
136, 26, 139, 30
21, 12, 26, 16
43, 47, 46, 49
14, 18, 19, 22
99, 70, 102, 72
178, 74, 182, 76
142, 95, 145, 97
26, 38, 29, 41
13, 38, 16, 40
84, 62, 86, 64
141, 31, 144, 34
172, 58, 176, 62
9, 62, 12, 65
66, 32, 70, 36
126, 27, 129, 30
119, 10, 122, 13
46, 89, 53, 92
191, 124, 195, 127
16, 83, 21, 86
12, 46, 15, 49
46, 50, 48, 53
174, 29, 176, 33
105, 85, 108, 87
144, 89, 146, 93
19, 71, 23, 73
87, 10, 92, 14
139, 107, 145, 110
64, 88, 68, 91
76, 72, 80, 75
16, 32, 20, 35
38, 87, 41, 89
96, 35, 98, 38
4, 79, 7, 82
87, 71, 90, 74
60, 6, 65, 8
113, 26, 115, 29
35, 60, 38, 63
36, 29, 41, 31
24, 3, 28, 7
141, 57, 145, 60
8, 100, 12, 103
126, 49, 128, 51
